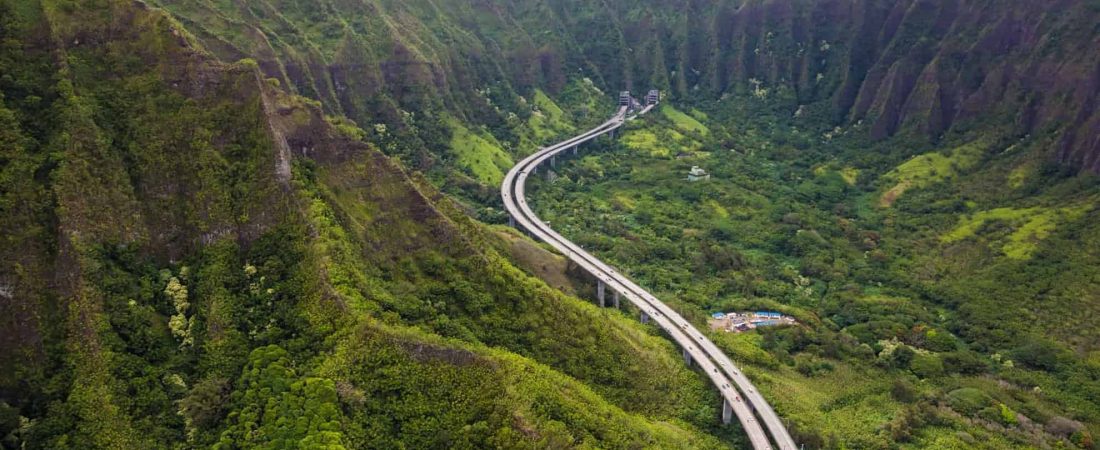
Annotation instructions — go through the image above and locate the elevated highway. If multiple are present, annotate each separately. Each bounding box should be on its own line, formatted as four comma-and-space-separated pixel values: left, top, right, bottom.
501, 95, 796, 450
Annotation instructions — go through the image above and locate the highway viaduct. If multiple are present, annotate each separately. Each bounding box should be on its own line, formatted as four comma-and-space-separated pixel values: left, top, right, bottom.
501, 92, 797, 450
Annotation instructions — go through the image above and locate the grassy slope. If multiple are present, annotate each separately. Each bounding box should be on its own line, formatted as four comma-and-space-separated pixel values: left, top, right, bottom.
662, 104, 709, 135
527, 88, 576, 141
879, 140, 988, 207
446, 116, 514, 185
940, 204, 1091, 260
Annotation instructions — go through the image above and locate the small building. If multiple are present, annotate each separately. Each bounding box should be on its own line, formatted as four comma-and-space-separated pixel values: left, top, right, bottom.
687, 166, 710, 182
619, 91, 631, 106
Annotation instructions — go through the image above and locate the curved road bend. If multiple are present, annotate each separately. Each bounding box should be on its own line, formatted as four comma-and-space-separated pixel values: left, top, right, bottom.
501, 103, 796, 450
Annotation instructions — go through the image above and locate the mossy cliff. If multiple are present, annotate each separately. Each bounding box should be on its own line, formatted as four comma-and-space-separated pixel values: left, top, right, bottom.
0, 0, 738, 447
154, 0, 1100, 175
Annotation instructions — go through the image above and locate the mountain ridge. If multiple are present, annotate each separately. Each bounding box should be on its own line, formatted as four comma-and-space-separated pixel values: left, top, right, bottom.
153, 0, 1100, 174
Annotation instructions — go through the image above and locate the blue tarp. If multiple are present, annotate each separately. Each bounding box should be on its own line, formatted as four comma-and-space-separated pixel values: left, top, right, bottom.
712, 312, 726, 319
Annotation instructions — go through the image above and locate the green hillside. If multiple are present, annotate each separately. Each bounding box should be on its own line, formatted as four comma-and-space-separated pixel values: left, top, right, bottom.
0, 0, 737, 448
2, 0, 1099, 449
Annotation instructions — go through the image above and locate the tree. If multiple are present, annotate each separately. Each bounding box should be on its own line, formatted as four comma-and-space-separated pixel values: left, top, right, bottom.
214, 345, 347, 449
179, 377, 229, 442
165, 276, 194, 347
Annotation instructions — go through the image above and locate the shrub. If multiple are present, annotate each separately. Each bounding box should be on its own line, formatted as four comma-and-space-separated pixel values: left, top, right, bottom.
1012, 339, 1070, 371
998, 403, 1018, 427
910, 354, 944, 379
941, 351, 988, 375
1047, 416, 1085, 437
946, 388, 993, 415
890, 379, 919, 403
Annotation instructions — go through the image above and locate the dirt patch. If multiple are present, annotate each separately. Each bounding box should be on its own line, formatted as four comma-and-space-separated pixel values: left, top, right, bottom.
496, 229, 578, 296
879, 180, 911, 207
399, 341, 483, 367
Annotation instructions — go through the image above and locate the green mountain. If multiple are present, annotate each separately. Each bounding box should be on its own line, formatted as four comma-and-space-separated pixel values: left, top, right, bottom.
0, 0, 734, 448
0, 0, 1098, 449
152, 0, 1100, 176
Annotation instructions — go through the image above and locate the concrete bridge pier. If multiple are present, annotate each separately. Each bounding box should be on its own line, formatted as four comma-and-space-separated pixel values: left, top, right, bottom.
551, 155, 556, 167
612, 291, 620, 309
640, 311, 650, 324
572, 146, 577, 156
722, 398, 733, 425
597, 280, 606, 307
683, 348, 692, 366
508, 215, 515, 228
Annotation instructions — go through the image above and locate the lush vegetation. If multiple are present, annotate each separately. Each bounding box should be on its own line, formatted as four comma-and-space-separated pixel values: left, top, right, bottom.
0, 0, 756, 448
528, 93, 1100, 448
3, 0, 1100, 448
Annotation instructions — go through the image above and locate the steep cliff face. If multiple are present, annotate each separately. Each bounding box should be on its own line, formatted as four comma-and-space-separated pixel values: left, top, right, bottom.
0, 0, 289, 395
152, 0, 549, 167
674, 0, 1100, 172
0, 1, 734, 447
153, 0, 1100, 173
529, 0, 1100, 172
0, 0, 307, 444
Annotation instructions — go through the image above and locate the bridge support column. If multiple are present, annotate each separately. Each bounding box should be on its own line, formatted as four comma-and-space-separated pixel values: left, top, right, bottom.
640, 311, 649, 324
612, 291, 620, 309
597, 280, 606, 307
551, 155, 556, 167
683, 348, 692, 366
572, 146, 577, 156
722, 398, 733, 425
508, 215, 515, 228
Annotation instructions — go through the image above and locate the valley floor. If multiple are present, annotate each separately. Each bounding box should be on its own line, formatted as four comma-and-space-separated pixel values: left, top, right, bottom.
527, 102, 1100, 449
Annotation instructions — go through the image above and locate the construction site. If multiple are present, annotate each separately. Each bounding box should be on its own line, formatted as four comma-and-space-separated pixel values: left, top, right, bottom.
708, 311, 798, 333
